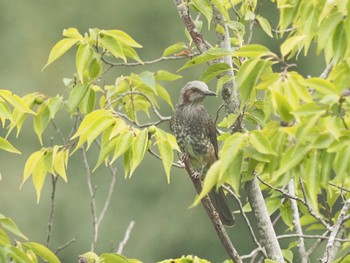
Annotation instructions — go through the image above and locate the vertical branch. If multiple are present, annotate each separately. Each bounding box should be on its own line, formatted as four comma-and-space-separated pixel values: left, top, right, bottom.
245, 177, 284, 262
82, 145, 98, 251
321, 198, 350, 263
117, 221, 135, 254
173, 0, 211, 53
46, 174, 59, 247
210, 1, 239, 120
288, 180, 307, 263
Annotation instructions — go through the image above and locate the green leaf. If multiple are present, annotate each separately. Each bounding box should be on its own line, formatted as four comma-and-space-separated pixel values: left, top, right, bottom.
256, 15, 273, 38
99, 32, 126, 62
178, 48, 232, 71
191, 0, 213, 29
139, 71, 156, 90
303, 150, 320, 210
0, 99, 11, 120
111, 132, 133, 163
333, 145, 350, 184
68, 84, 89, 113
63, 27, 83, 39
317, 11, 343, 53
303, 78, 338, 95
79, 252, 99, 263
236, 58, 270, 106
155, 70, 182, 81
219, 133, 247, 179
0, 214, 28, 240
280, 35, 306, 58
249, 131, 277, 155
0, 90, 35, 114
130, 129, 149, 176
156, 84, 174, 109
102, 30, 142, 48
100, 253, 129, 263
271, 91, 294, 122
162, 42, 187, 57
155, 128, 174, 183
79, 87, 96, 114
43, 38, 79, 70
46, 96, 63, 119
200, 63, 231, 83
0, 228, 11, 246
24, 242, 60, 263
193, 161, 221, 206
233, 44, 272, 58
33, 104, 51, 145
0, 136, 20, 154
53, 148, 68, 182
76, 43, 94, 83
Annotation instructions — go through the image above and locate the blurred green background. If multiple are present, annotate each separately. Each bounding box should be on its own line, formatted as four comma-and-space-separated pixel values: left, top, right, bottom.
0, 1, 326, 262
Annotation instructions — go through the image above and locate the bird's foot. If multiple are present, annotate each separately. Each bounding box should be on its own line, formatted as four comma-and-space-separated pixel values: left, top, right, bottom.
190, 171, 201, 179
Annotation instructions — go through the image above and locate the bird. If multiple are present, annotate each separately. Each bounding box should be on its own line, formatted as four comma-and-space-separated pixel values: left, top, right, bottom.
170, 80, 235, 226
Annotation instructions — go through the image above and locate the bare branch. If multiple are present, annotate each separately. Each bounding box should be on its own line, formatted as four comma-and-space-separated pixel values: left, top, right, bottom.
288, 180, 307, 263
320, 60, 334, 79
82, 145, 98, 251
257, 176, 330, 230
322, 198, 350, 263
173, 0, 211, 53
55, 238, 76, 255
117, 221, 135, 254
101, 54, 198, 67
245, 177, 284, 262
182, 158, 242, 262
222, 185, 266, 257
46, 175, 59, 248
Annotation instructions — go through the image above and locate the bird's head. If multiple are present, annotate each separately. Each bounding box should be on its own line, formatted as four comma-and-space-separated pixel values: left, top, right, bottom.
179, 81, 216, 105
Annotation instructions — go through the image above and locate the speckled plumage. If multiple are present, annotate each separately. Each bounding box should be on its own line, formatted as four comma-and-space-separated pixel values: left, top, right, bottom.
171, 81, 235, 226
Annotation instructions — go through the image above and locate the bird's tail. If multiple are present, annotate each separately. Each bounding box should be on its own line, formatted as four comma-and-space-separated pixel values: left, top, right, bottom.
209, 187, 235, 227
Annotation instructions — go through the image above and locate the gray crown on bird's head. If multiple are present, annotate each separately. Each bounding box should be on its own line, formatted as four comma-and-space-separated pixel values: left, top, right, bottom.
178, 81, 216, 105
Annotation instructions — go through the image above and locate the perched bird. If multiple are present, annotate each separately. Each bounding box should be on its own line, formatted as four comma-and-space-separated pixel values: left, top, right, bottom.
170, 81, 235, 226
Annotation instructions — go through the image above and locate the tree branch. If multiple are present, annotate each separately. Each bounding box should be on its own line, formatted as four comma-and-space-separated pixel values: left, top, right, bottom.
117, 221, 135, 254
245, 176, 284, 262
321, 198, 350, 263
182, 158, 242, 262
287, 180, 307, 263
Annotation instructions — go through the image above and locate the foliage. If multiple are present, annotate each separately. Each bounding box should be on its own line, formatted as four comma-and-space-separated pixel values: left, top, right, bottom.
1, 0, 350, 262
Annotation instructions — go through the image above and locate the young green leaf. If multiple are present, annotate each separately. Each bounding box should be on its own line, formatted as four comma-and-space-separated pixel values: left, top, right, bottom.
53, 149, 69, 182
43, 38, 79, 70
102, 29, 142, 48
155, 70, 182, 81
233, 44, 272, 58
280, 35, 306, 58
249, 131, 277, 155
0, 214, 28, 240
191, 0, 213, 29
130, 129, 149, 176
76, 43, 94, 83
63, 27, 83, 39
155, 128, 174, 183
67, 84, 89, 113
178, 48, 232, 71
162, 42, 187, 57
111, 132, 133, 163
99, 32, 126, 62
200, 63, 231, 83
256, 15, 273, 38
24, 242, 60, 263
33, 104, 51, 145
0, 137, 20, 154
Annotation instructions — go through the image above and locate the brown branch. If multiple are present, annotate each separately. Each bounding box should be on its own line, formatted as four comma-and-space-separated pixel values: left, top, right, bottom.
46, 174, 59, 248
173, 0, 211, 53
182, 158, 242, 262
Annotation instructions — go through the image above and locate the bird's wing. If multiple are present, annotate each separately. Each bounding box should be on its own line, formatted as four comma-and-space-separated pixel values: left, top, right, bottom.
207, 116, 219, 159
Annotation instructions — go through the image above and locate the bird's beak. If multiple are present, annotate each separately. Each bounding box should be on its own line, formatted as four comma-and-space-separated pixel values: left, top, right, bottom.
204, 90, 216, 96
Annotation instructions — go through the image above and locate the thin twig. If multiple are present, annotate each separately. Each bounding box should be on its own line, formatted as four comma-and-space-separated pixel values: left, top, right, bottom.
240, 247, 264, 260
222, 185, 266, 257
117, 221, 135, 254
46, 175, 59, 248
322, 198, 350, 263
257, 176, 330, 230
278, 233, 350, 243
55, 238, 76, 255
101, 54, 197, 67
82, 145, 98, 251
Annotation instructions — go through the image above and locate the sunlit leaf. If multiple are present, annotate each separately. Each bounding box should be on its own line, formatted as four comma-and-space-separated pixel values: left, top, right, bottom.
63, 27, 83, 40
0, 136, 20, 154
68, 84, 89, 113
0, 214, 28, 240
130, 129, 149, 176
162, 42, 187, 57
233, 44, 272, 58
43, 38, 79, 70
200, 63, 231, 83
256, 15, 273, 38
280, 35, 306, 58
24, 242, 60, 263
249, 131, 277, 155
191, 0, 213, 29
33, 104, 51, 145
